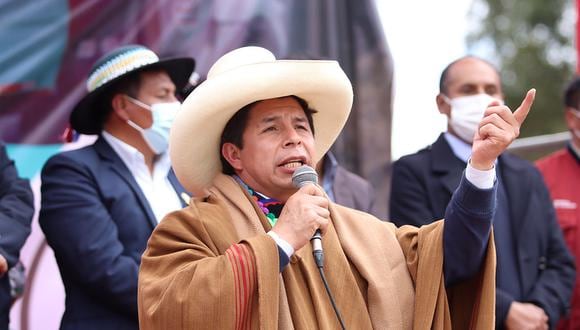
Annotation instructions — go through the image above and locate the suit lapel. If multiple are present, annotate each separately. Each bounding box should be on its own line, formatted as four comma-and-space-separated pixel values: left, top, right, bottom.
431, 134, 465, 196
94, 137, 158, 229
498, 155, 531, 245
498, 154, 534, 290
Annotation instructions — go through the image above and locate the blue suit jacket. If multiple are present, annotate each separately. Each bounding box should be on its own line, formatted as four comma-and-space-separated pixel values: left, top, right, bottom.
0, 142, 33, 329
390, 134, 575, 329
39, 137, 187, 330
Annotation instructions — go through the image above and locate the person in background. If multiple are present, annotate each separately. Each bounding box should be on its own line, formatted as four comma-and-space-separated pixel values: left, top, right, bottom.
0, 142, 33, 330
316, 151, 381, 217
389, 56, 575, 330
39, 45, 194, 329
536, 76, 580, 330
138, 46, 533, 329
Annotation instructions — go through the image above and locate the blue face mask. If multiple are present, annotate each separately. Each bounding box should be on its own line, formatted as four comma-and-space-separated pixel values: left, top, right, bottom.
125, 96, 180, 154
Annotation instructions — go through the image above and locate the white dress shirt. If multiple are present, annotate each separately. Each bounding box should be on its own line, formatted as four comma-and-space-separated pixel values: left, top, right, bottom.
102, 131, 182, 222
444, 132, 496, 189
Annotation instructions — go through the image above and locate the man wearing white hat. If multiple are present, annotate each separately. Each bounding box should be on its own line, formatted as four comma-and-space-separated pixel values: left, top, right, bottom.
138, 46, 535, 329
39, 45, 194, 329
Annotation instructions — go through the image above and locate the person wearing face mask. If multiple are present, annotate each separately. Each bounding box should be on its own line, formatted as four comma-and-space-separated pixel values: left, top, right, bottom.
390, 56, 575, 330
536, 77, 580, 330
38, 45, 195, 329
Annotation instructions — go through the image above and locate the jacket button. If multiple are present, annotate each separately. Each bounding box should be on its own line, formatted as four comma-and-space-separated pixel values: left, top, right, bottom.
538, 256, 547, 270
290, 255, 300, 264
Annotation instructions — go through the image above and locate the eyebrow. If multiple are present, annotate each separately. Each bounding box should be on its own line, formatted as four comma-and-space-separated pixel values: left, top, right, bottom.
260, 115, 279, 125
260, 114, 307, 124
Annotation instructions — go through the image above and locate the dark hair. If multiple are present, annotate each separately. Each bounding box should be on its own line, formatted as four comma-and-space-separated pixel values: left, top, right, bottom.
220, 95, 317, 174
564, 76, 580, 109
439, 56, 500, 94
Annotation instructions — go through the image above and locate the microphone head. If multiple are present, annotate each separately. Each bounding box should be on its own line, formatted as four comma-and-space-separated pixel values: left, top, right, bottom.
292, 165, 318, 188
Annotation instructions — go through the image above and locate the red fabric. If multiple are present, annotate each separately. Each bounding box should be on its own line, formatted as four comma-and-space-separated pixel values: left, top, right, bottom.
537, 149, 580, 329
225, 243, 256, 330
577, 0, 580, 73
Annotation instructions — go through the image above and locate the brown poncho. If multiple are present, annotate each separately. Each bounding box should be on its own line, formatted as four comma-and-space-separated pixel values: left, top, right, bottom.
138, 174, 495, 329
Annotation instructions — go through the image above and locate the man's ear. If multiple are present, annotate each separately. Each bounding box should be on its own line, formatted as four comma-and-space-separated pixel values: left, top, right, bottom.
111, 94, 130, 121
221, 142, 243, 171
436, 93, 451, 116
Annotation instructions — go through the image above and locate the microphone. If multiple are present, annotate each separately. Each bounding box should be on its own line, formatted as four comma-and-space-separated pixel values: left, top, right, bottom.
291, 165, 324, 268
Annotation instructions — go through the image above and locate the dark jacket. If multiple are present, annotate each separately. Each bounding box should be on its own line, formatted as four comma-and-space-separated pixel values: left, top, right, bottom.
39, 137, 187, 330
0, 142, 33, 329
389, 133, 576, 329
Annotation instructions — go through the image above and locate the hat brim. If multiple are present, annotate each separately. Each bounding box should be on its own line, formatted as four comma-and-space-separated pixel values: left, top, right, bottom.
170, 60, 353, 195
70, 57, 195, 134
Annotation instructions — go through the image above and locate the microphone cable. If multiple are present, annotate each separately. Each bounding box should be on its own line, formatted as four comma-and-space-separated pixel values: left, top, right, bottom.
312, 231, 346, 330
292, 166, 346, 330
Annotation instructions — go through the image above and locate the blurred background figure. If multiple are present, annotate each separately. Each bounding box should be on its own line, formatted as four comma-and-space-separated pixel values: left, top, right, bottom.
536, 76, 580, 330
0, 142, 33, 329
389, 56, 575, 329
316, 151, 381, 217
38, 45, 194, 329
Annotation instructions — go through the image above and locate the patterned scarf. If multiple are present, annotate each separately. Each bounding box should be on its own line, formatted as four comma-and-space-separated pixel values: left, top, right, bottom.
233, 175, 284, 226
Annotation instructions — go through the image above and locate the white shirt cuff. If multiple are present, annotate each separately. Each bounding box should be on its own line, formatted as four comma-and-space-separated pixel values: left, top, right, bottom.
267, 231, 294, 258
466, 160, 496, 189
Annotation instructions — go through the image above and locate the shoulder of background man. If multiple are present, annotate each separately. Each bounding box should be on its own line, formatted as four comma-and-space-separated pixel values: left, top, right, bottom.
498, 151, 552, 199
46, 141, 98, 160
500, 151, 541, 175
392, 140, 437, 174
42, 142, 100, 170
335, 164, 374, 193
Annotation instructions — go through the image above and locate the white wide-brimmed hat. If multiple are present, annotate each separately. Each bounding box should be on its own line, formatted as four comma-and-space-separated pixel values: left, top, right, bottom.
170, 46, 353, 195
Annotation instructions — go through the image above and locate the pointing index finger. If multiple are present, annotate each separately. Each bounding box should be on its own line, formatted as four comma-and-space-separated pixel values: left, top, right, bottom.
513, 88, 536, 125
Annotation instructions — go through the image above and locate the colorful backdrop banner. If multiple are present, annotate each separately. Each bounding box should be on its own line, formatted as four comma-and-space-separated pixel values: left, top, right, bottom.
1, 1, 393, 328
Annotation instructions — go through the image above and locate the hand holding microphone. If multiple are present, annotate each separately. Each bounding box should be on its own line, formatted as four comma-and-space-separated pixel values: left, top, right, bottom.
291, 165, 325, 267
271, 165, 329, 255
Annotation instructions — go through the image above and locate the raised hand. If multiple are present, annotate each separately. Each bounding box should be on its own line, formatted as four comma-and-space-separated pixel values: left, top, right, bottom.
471, 89, 536, 170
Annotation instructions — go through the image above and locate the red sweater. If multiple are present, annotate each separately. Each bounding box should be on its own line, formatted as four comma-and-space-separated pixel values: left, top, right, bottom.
536, 145, 580, 329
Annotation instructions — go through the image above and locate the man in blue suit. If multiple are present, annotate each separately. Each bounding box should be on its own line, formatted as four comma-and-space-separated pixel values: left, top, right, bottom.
389, 56, 575, 329
39, 45, 195, 329
0, 142, 33, 329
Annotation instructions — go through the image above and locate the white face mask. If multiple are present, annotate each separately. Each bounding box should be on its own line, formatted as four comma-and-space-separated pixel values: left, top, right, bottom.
442, 93, 500, 143
125, 97, 180, 154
